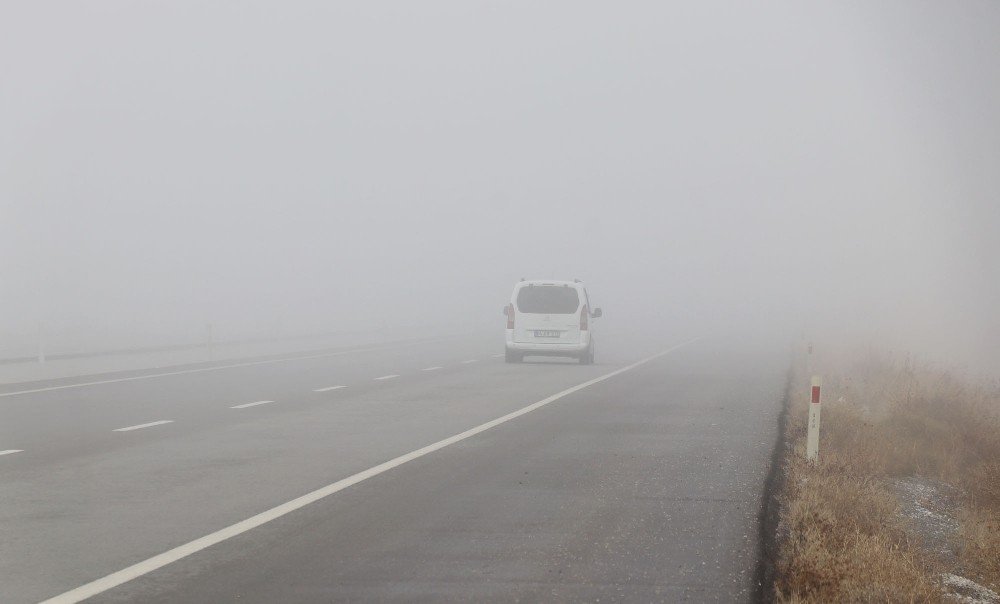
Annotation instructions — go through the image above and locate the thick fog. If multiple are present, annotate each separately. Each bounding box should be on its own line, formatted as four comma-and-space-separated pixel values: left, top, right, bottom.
2, 2, 998, 372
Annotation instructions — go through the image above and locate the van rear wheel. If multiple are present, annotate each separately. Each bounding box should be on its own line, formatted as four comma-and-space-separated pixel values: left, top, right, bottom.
505, 349, 522, 363
579, 343, 595, 365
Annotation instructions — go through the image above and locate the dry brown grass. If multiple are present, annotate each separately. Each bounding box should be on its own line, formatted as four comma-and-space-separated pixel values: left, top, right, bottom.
960, 507, 1000, 589
774, 445, 942, 602
772, 348, 1000, 601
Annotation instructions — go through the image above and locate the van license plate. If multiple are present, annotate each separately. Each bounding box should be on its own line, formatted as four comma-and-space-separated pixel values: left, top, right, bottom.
534, 330, 560, 338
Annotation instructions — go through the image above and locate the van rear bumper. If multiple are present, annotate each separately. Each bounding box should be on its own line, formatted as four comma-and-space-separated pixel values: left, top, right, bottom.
505, 341, 590, 355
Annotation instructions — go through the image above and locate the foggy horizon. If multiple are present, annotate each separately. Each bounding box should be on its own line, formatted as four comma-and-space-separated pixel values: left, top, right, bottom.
3, 1, 998, 373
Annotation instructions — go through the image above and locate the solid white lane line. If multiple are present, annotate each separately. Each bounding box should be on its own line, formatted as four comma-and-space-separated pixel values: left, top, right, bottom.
112, 420, 174, 432
0, 340, 445, 398
229, 400, 275, 409
312, 386, 346, 393
491, 354, 504, 358
39, 338, 699, 604
460, 359, 478, 364
421, 366, 443, 371
0, 449, 24, 456
373, 374, 399, 381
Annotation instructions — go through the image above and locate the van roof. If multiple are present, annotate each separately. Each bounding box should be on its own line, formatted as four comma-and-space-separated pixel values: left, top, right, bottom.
517, 279, 582, 287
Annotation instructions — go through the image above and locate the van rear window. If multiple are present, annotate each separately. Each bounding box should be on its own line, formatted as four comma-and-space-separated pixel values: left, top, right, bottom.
516, 286, 580, 314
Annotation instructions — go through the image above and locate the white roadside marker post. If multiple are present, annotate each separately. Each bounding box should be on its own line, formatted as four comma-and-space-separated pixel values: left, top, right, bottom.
807, 375, 822, 462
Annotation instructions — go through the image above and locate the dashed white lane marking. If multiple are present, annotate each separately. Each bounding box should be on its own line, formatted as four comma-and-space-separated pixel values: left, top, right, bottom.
0, 449, 24, 456
312, 386, 346, 393
39, 338, 699, 604
373, 374, 399, 381
112, 420, 174, 432
0, 340, 445, 398
421, 366, 443, 371
460, 359, 478, 364
229, 400, 275, 409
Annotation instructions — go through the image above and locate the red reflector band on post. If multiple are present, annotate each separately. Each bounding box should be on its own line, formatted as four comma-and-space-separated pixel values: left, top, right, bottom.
811, 385, 821, 404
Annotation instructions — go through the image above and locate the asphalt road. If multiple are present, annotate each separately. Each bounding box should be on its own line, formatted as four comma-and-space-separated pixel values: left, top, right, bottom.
0, 333, 787, 603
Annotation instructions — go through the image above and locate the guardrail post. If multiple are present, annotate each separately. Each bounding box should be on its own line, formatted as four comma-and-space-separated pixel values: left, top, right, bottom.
37, 322, 46, 364
205, 322, 214, 360
807, 375, 822, 461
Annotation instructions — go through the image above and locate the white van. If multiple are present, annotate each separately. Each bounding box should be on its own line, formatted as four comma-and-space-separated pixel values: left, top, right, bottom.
503, 279, 602, 364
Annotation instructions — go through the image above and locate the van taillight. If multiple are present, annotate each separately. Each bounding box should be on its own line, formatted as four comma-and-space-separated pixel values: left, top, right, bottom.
580, 306, 589, 331
506, 304, 515, 329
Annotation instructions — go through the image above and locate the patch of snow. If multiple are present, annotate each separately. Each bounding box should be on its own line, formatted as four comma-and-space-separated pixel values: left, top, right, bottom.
942, 573, 1000, 604
894, 476, 962, 563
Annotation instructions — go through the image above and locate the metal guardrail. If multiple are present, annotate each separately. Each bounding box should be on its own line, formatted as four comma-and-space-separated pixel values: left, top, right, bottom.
0, 328, 425, 366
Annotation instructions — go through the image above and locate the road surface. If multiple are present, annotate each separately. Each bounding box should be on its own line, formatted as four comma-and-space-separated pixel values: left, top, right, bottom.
1, 334, 786, 602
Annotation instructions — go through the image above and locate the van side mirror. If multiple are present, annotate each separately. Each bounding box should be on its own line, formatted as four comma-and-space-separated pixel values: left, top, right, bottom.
592, 307, 603, 318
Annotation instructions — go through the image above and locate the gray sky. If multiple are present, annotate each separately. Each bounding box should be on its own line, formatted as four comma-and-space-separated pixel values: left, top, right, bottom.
2, 1, 997, 370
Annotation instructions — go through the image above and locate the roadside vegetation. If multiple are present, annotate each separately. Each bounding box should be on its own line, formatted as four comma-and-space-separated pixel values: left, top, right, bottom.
770, 347, 1000, 602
